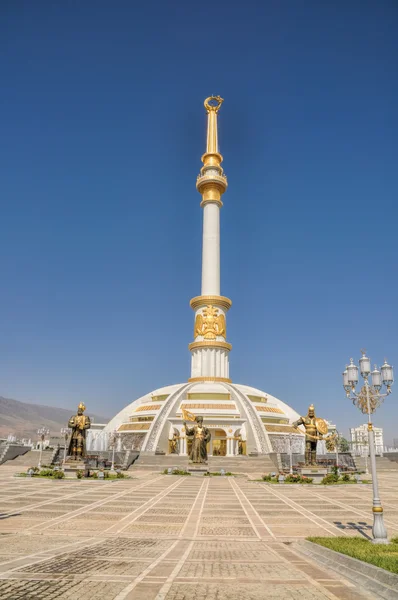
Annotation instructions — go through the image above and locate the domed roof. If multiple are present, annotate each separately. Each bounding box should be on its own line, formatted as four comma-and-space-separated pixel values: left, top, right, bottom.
103, 381, 302, 455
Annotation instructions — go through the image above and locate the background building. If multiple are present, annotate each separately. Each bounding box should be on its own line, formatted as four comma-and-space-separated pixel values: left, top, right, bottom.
350, 424, 384, 456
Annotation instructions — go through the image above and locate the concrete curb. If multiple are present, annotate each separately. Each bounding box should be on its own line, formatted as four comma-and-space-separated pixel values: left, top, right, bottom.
293, 540, 398, 600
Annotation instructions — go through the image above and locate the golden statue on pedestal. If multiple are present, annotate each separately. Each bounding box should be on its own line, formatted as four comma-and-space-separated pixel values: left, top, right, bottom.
67, 402, 91, 460
293, 404, 328, 466
182, 410, 211, 464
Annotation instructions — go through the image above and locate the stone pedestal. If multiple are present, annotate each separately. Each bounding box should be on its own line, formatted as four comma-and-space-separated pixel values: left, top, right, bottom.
188, 465, 209, 476
298, 467, 327, 484
63, 459, 86, 478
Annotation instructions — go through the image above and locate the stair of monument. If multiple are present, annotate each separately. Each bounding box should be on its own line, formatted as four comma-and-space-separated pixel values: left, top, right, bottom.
9, 450, 54, 467
129, 454, 278, 473
353, 456, 398, 472
375, 457, 398, 470
208, 455, 277, 473
129, 455, 189, 470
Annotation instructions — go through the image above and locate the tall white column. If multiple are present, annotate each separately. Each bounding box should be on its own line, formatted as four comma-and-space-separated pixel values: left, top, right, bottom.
189, 96, 231, 383
201, 202, 220, 295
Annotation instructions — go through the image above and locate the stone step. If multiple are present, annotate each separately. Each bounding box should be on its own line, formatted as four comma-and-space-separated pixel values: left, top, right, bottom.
130, 454, 277, 473
8, 450, 54, 467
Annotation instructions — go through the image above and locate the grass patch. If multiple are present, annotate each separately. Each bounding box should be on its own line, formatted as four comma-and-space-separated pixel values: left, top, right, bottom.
308, 537, 398, 574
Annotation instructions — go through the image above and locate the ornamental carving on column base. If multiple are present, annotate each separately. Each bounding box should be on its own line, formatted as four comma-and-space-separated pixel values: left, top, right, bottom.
194, 305, 226, 339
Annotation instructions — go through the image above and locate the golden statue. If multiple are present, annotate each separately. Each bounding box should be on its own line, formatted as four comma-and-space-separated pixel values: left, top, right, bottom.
169, 433, 179, 454
194, 306, 226, 339
293, 404, 328, 466
183, 415, 211, 464
67, 402, 91, 460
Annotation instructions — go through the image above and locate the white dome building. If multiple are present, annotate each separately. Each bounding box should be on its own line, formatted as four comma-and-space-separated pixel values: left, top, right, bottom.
101, 96, 303, 459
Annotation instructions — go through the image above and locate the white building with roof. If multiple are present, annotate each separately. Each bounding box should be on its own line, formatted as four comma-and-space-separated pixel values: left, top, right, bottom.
102, 96, 304, 458
350, 424, 384, 456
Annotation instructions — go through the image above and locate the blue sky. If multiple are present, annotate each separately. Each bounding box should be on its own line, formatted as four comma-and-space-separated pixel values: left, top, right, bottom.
1, 1, 397, 443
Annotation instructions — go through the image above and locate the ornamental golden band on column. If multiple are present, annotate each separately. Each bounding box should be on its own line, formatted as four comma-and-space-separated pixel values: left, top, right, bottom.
194, 305, 226, 339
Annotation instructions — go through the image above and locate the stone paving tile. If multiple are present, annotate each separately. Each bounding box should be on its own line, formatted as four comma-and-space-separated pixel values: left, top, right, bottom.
84, 538, 172, 558
164, 582, 332, 599
81, 512, 124, 521
135, 514, 187, 523
124, 523, 182, 534
19, 556, 149, 575
50, 519, 109, 531
0, 579, 127, 599
146, 508, 190, 515
267, 526, 332, 537
178, 561, 306, 579
199, 526, 256, 536
188, 548, 279, 561
0, 534, 84, 554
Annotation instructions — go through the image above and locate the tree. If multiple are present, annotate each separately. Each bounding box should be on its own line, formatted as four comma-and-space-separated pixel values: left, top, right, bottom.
338, 437, 350, 453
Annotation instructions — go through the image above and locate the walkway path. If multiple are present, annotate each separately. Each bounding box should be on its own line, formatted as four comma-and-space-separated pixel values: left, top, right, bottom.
0, 464, 397, 599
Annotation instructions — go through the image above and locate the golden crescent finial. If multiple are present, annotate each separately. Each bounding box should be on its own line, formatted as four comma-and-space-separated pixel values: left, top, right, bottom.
204, 95, 224, 113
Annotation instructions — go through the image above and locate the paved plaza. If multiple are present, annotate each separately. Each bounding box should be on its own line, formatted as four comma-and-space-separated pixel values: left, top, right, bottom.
0, 466, 398, 599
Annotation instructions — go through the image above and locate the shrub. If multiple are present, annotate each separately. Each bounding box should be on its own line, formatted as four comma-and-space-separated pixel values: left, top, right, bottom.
285, 474, 301, 483
116, 471, 126, 478
285, 474, 313, 484
39, 468, 54, 477
342, 473, 351, 482
76, 469, 84, 479
262, 474, 272, 481
321, 473, 339, 485
52, 470, 65, 479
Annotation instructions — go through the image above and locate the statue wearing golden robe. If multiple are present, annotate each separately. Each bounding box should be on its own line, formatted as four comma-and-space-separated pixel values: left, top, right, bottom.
293, 404, 327, 466
184, 416, 211, 464
67, 402, 91, 459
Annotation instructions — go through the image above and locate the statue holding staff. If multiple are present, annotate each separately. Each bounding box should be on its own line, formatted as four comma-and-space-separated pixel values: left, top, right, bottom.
67, 402, 91, 460
182, 410, 211, 464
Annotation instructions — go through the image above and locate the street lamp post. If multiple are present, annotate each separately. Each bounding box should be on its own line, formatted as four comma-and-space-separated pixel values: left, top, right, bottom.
288, 434, 293, 475
110, 430, 118, 472
60, 427, 70, 468
334, 431, 340, 473
342, 351, 393, 544
37, 427, 50, 469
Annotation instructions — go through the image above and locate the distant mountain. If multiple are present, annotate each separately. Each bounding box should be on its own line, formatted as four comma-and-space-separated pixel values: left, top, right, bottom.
0, 396, 110, 439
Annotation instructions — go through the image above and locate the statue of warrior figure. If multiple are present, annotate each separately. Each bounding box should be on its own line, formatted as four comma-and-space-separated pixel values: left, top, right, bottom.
67, 402, 91, 459
293, 404, 327, 466
184, 416, 211, 464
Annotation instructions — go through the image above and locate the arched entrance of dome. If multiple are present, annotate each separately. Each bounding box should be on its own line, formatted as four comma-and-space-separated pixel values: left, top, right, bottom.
209, 428, 227, 457
168, 427, 180, 455
233, 427, 247, 456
